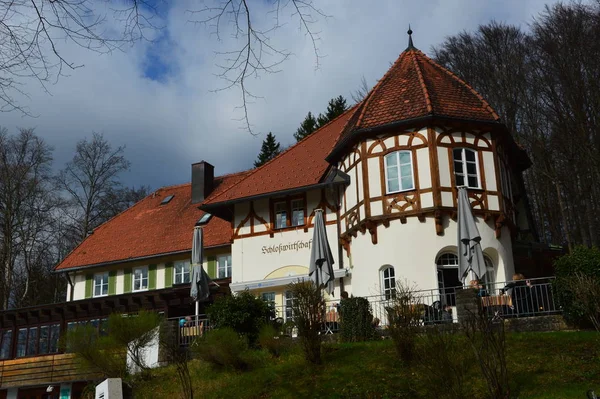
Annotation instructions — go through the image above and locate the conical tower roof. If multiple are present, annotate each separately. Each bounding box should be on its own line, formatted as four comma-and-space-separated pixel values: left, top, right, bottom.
343, 32, 499, 134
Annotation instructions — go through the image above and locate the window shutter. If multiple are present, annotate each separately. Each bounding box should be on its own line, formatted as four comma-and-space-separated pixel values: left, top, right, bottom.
165, 262, 173, 288
207, 256, 217, 279
85, 274, 93, 299
148, 264, 157, 290
108, 271, 117, 295
123, 268, 132, 293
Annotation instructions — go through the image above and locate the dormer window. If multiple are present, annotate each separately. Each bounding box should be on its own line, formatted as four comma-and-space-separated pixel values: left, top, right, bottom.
384, 151, 414, 194
273, 197, 306, 229
453, 148, 480, 189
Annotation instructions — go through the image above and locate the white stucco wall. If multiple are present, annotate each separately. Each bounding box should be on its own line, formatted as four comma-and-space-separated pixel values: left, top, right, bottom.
72, 272, 86, 300
231, 221, 340, 284
346, 216, 514, 298
116, 270, 124, 295
156, 264, 165, 289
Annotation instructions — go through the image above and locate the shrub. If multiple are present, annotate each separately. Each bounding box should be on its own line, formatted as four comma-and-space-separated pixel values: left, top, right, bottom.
417, 329, 475, 399
386, 280, 422, 366
258, 324, 292, 357
554, 246, 600, 327
206, 290, 274, 346
564, 273, 600, 331
338, 296, 377, 342
288, 281, 326, 364
62, 310, 162, 384
193, 327, 249, 370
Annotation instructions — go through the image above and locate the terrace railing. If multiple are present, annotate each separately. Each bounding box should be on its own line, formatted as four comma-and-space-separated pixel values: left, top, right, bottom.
167, 316, 211, 347
167, 277, 560, 344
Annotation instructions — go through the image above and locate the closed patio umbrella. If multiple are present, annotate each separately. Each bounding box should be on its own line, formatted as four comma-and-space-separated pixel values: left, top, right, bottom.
457, 186, 486, 283
309, 209, 335, 295
191, 227, 212, 326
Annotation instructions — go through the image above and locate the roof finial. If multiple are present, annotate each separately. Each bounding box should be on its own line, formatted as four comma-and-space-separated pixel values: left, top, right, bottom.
407, 25, 415, 50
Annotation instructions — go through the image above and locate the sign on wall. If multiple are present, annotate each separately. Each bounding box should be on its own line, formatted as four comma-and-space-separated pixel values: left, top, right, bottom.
261, 239, 312, 255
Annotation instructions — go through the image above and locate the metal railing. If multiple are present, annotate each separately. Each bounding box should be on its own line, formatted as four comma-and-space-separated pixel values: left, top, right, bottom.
479, 276, 560, 319
167, 316, 211, 346
166, 277, 560, 344
272, 277, 560, 334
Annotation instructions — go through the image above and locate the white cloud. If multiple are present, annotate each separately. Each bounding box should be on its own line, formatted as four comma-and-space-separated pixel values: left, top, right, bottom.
1, 0, 552, 189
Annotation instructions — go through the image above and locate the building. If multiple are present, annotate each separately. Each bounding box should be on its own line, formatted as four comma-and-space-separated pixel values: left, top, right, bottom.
0, 167, 246, 398
0, 32, 535, 398
202, 32, 532, 310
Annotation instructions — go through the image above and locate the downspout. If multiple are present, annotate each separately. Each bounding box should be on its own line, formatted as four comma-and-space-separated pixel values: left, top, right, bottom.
333, 183, 345, 294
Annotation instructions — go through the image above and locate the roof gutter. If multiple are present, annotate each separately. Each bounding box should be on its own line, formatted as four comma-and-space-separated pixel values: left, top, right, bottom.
201, 169, 350, 213
53, 243, 232, 273
326, 114, 504, 163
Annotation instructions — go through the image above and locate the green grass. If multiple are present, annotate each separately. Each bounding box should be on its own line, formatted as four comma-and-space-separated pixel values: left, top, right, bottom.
135, 331, 600, 399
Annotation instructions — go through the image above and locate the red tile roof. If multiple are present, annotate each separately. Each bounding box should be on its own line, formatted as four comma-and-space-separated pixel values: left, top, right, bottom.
202, 108, 355, 206
343, 48, 499, 134
55, 171, 250, 271
204, 47, 500, 207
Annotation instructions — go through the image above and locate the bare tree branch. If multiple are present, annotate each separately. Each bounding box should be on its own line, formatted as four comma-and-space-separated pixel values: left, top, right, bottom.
187, 0, 328, 134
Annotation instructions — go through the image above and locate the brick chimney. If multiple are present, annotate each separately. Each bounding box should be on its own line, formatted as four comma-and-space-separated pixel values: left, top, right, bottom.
191, 161, 214, 204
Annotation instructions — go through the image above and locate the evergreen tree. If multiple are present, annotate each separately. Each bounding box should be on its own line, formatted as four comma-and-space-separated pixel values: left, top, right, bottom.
254, 132, 281, 167
293, 112, 318, 142
317, 95, 348, 127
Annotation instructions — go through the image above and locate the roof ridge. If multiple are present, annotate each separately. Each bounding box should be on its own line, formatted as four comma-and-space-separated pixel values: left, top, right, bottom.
326, 105, 360, 152
415, 49, 500, 120
204, 170, 252, 202
410, 50, 433, 114
156, 169, 252, 193
204, 107, 356, 205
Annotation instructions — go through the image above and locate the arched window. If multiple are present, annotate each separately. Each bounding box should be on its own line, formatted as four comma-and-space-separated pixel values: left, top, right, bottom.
436, 253, 460, 306
380, 266, 396, 300
453, 148, 480, 188
384, 151, 414, 194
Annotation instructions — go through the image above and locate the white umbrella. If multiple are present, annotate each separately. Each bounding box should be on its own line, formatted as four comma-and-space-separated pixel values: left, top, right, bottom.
309, 209, 335, 295
190, 227, 212, 326
457, 187, 486, 283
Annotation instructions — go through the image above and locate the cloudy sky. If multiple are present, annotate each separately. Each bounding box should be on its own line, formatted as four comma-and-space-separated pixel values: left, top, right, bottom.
2, 0, 554, 190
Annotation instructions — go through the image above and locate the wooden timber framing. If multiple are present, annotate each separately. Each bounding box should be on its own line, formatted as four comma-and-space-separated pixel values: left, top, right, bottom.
338, 120, 518, 246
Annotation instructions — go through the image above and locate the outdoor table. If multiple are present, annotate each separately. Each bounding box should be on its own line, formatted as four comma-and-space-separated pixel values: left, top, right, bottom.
481, 294, 513, 308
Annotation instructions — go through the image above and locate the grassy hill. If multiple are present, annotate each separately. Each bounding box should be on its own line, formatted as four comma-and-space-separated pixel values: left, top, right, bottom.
135, 331, 600, 399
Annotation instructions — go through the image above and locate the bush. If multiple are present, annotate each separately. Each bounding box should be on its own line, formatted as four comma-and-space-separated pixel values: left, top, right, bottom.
288, 281, 325, 364
62, 310, 162, 384
258, 324, 292, 357
554, 246, 600, 327
338, 296, 377, 342
417, 329, 475, 399
206, 290, 274, 346
386, 281, 422, 366
193, 327, 249, 370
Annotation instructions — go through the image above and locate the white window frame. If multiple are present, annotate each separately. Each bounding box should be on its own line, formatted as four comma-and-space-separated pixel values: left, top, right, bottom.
132, 266, 149, 292
217, 254, 232, 279
93, 272, 109, 298
384, 150, 415, 194
453, 148, 481, 189
174, 260, 191, 285
284, 290, 294, 321
380, 266, 396, 300
274, 201, 287, 229
291, 199, 305, 227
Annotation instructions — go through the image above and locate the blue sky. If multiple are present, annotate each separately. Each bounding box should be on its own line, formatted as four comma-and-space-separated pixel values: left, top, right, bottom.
1, 0, 556, 191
